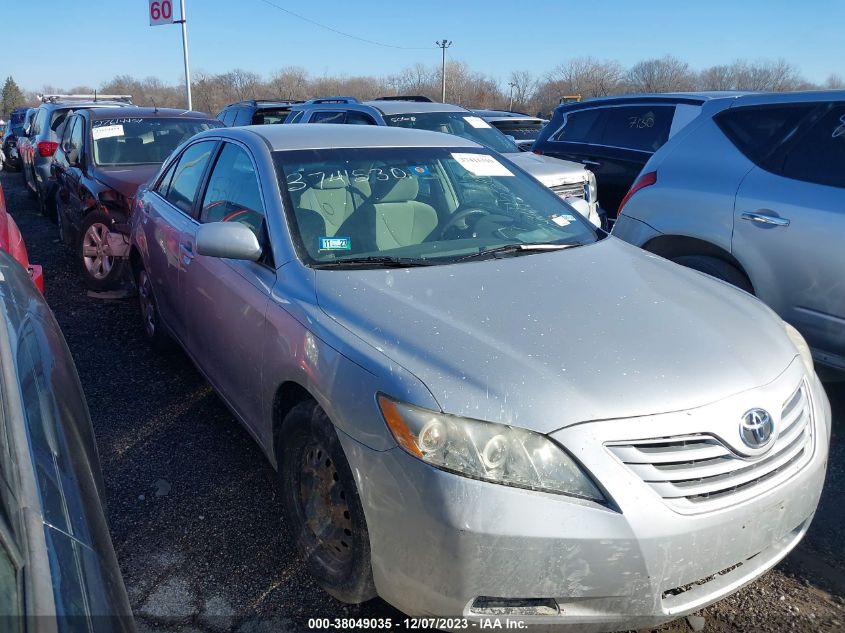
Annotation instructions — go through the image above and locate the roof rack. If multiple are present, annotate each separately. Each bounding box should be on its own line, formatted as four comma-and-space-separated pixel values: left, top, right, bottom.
227, 99, 305, 107
38, 93, 134, 104
374, 95, 434, 103
305, 96, 360, 105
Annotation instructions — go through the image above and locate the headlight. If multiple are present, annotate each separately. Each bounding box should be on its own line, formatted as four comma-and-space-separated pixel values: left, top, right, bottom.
783, 321, 814, 375
378, 395, 605, 501
587, 171, 597, 202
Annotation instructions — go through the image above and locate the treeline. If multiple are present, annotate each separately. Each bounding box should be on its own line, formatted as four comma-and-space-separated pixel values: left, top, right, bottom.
19, 56, 845, 118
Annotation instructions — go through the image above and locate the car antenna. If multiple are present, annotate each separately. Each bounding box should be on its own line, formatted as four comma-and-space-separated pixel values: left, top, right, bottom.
152, 99, 158, 113
94, 89, 98, 103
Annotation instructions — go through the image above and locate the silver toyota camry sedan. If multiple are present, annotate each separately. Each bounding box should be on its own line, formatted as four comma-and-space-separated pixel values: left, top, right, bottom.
128, 124, 830, 631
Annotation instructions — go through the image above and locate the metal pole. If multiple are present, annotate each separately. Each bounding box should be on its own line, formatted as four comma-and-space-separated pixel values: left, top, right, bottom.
436, 39, 451, 103
508, 82, 515, 111
179, 0, 192, 110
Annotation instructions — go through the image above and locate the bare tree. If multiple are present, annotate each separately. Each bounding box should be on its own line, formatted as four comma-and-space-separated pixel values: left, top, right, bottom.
268, 67, 309, 100
698, 64, 735, 90
507, 70, 536, 111
627, 55, 695, 93
825, 74, 845, 89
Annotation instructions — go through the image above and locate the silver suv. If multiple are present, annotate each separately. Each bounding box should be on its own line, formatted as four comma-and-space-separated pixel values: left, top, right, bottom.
19, 94, 135, 217
612, 91, 845, 371
287, 96, 602, 226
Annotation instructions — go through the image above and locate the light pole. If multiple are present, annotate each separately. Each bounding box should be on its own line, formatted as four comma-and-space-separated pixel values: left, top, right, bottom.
508, 81, 516, 111
435, 39, 452, 103
176, 0, 192, 110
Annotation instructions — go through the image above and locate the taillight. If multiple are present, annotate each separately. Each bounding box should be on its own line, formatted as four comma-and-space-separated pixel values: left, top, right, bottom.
532, 149, 543, 155
618, 171, 657, 215
37, 141, 59, 157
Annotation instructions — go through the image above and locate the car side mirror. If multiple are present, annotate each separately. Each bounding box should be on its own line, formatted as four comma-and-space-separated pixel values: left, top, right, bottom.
196, 222, 263, 261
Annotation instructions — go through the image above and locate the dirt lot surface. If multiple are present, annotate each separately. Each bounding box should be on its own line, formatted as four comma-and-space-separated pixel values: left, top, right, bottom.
3, 168, 843, 632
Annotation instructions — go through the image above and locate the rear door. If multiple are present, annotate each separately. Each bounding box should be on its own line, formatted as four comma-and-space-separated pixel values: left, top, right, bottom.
731, 101, 845, 366
183, 141, 273, 432
141, 139, 217, 340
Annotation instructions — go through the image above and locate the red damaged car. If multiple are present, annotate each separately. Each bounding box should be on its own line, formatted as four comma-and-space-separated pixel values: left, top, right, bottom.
0, 183, 43, 292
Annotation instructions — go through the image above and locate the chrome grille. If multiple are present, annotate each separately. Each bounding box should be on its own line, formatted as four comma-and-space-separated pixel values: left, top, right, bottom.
607, 382, 813, 512
551, 183, 586, 202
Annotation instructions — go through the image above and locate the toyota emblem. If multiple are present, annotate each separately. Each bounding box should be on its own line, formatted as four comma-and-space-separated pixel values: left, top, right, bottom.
739, 408, 775, 452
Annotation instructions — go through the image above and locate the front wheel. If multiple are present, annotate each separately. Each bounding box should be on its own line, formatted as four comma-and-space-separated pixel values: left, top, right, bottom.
78, 210, 127, 290
278, 401, 377, 604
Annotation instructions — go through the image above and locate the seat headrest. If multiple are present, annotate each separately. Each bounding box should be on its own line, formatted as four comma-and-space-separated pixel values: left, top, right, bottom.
374, 177, 419, 203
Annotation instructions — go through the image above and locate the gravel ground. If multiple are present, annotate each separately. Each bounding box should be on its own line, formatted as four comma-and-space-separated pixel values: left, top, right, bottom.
2, 168, 843, 633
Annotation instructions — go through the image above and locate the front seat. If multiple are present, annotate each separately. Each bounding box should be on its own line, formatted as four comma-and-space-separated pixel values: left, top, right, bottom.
369, 177, 438, 250
298, 175, 371, 237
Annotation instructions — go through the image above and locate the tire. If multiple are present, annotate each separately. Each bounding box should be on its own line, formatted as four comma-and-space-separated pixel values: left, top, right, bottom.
136, 266, 171, 351
672, 255, 754, 294
37, 186, 57, 222
278, 401, 377, 604
78, 209, 127, 290
56, 202, 73, 247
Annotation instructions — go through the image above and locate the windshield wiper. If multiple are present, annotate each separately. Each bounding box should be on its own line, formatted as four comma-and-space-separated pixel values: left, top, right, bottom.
454, 243, 578, 263
312, 256, 434, 269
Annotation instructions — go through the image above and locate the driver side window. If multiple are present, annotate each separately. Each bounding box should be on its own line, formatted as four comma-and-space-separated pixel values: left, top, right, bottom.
200, 143, 266, 235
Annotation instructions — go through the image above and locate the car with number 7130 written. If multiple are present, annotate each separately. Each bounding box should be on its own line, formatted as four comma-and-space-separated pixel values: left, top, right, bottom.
129, 123, 828, 631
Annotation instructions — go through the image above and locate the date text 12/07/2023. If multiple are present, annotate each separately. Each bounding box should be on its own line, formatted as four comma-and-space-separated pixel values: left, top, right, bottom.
307, 617, 530, 630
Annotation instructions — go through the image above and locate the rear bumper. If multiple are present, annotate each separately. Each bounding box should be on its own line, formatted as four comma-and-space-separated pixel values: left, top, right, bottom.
338, 367, 829, 631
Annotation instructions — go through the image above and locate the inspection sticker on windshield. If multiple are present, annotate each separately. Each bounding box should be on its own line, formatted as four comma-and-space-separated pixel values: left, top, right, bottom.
319, 237, 352, 251
552, 214, 577, 227
451, 153, 513, 177
463, 116, 491, 129
92, 124, 124, 140
410, 165, 430, 176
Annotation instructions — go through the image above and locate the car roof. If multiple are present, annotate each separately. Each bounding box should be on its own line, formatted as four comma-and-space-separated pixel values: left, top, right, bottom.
88, 107, 215, 120
243, 123, 481, 151
363, 100, 470, 115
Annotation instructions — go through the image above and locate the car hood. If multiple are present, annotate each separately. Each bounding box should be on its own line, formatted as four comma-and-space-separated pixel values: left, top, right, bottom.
505, 151, 586, 187
315, 238, 797, 435
95, 165, 160, 199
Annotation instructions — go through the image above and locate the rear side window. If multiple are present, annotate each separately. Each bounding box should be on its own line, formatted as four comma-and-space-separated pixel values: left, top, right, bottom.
346, 111, 376, 125
311, 111, 345, 124
165, 140, 217, 214
232, 108, 253, 127
252, 108, 290, 125
599, 105, 674, 152
715, 104, 814, 165
287, 110, 305, 124
553, 108, 606, 143
774, 104, 845, 189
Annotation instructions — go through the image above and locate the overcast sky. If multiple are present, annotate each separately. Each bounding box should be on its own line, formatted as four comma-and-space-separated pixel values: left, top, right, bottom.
9, 0, 845, 89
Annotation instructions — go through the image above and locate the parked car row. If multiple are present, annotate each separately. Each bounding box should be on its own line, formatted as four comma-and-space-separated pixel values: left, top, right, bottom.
2, 86, 840, 632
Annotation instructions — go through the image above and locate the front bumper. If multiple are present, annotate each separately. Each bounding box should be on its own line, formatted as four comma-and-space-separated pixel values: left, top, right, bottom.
339, 364, 829, 631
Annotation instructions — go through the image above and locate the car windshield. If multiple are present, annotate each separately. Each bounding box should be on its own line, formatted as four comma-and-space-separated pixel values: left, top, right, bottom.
275, 147, 599, 268
383, 112, 519, 154
92, 117, 219, 166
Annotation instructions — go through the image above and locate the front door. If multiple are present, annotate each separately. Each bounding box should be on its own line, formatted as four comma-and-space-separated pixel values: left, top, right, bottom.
181, 141, 273, 433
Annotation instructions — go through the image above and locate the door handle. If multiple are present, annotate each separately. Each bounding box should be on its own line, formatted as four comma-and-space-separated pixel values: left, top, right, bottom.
741, 211, 790, 227
581, 159, 601, 167
180, 241, 194, 264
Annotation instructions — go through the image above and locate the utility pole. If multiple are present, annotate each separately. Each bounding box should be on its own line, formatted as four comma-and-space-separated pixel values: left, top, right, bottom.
435, 39, 452, 103
176, 0, 192, 110
508, 81, 516, 111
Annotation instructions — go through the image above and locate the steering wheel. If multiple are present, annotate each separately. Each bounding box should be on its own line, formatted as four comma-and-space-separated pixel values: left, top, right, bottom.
440, 207, 491, 237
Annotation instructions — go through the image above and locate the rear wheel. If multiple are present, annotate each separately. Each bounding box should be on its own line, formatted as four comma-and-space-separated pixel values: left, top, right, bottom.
136, 266, 170, 351
671, 255, 754, 294
278, 401, 376, 604
79, 210, 126, 290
